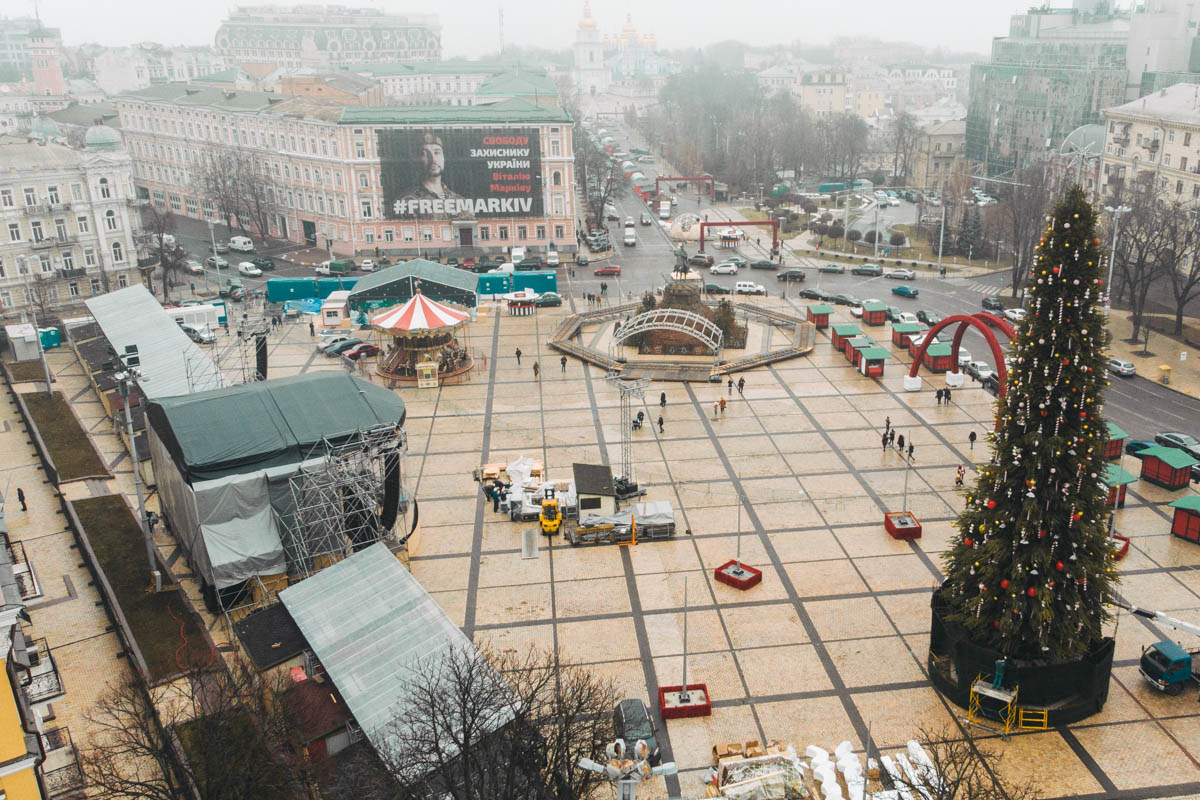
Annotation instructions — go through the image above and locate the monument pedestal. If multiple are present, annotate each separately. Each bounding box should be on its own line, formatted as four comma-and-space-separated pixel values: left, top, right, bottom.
658, 684, 712, 720
714, 559, 762, 590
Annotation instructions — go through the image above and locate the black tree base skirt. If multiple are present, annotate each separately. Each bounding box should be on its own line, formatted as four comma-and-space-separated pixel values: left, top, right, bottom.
928, 587, 1115, 727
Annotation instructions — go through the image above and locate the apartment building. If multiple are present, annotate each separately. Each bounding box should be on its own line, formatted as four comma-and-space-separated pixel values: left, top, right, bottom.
0, 129, 140, 322
909, 120, 967, 193
90, 44, 227, 96
116, 84, 577, 258
1100, 83, 1200, 201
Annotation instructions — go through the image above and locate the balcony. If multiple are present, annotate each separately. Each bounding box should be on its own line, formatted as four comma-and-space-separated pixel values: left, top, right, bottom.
30, 238, 53, 250
20, 638, 64, 703
5, 538, 41, 600
22, 204, 48, 215
60, 268, 87, 279
1146, 138, 1160, 151
1112, 134, 1129, 145
40, 728, 84, 798
47, 202, 71, 212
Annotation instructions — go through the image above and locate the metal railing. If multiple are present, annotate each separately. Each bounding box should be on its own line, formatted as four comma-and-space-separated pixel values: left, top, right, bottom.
41, 728, 84, 798
21, 638, 64, 702
6, 539, 40, 600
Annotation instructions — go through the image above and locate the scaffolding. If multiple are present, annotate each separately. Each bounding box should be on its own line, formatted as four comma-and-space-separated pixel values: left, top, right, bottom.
280, 424, 409, 580
605, 371, 649, 491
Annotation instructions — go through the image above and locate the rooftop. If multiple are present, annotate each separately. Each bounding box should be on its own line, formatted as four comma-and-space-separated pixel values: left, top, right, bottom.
1105, 83, 1200, 125
117, 84, 285, 112
44, 101, 119, 128
339, 97, 570, 125
0, 135, 81, 171
476, 70, 558, 97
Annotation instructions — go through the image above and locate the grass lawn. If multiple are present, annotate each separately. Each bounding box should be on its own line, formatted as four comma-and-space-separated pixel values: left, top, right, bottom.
72, 495, 212, 682
5, 360, 49, 383
21, 391, 108, 481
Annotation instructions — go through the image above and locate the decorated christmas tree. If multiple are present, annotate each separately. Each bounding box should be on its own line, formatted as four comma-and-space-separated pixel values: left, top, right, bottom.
940, 186, 1118, 662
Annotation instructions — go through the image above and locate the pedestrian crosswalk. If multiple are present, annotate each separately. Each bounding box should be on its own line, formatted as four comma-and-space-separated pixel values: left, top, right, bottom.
968, 283, 1004, 296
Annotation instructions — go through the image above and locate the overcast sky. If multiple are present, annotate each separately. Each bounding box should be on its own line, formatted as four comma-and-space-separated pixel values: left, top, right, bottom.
22, 0, 1029, 58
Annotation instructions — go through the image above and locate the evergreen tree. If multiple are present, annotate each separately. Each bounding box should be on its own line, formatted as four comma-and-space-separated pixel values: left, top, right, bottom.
941, 186, 1117, 661
957, 207, 982, 257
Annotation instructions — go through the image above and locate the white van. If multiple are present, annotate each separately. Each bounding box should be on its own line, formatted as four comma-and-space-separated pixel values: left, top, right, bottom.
510, 246, 526, 265
487, 262, 515, 274
734, 281, 765, 295
228, 235, 255, 253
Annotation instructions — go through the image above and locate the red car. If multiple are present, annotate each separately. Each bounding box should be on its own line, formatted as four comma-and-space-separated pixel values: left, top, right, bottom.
594, 265, 622, 277
344, 343, 380, 360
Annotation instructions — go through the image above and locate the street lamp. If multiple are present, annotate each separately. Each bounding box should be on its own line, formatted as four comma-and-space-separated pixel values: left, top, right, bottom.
1103, 205, 1131, 312
206, 219, 222, 289
578, 744, 678, 800
112, 347, 161, 593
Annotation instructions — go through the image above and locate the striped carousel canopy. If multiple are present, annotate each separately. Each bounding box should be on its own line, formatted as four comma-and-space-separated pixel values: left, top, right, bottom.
371, 292, 470, 332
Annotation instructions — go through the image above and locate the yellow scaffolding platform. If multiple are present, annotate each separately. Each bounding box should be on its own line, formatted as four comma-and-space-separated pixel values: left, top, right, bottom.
1018, 708, 1049, 730
966, 673, 1019, 738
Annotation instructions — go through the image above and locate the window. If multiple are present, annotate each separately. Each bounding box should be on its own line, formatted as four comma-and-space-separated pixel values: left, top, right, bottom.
479, 226, 489, 241
169, 194, 181, 212
90, 278, 101, 294
112, 241, 125, 263
358, 172, 369, 188
499, 226, 508, 240
421, 227, 433, 243
1194, 185, 1199, 198
1165, 154, 1172, 166
355, 141, 366, 158
536, 225, 546, 240
554, 224, 564, 240
104, 210, 118, 231
62, 252, 73, 269
553, 196, 564, 215
55, 219, 67, 239
384, 228, 394, 242
68, 282, 79, 297
403, 227, 414, 242
186, 197, 199, 215
1177, 180, 1184, 194
23, 187, 36, 206
0, 189, 11, 207
7, 223, 19, 242
552, 171, 562, 186
1169, 129, 1176, 143
71, 183, 82, 202
47, 186, 59, 205
364, 230, 375, 244
30, 221, 44, 242
38, 255, 51, 273
0, 257, 4, 278
118, 273, 128, 288
360, 199, 373, 219
98, 178, 111, 199
84, 248, 96, 266
1187, 132, 1193, 147
517, 225, 527, 240
77, 215, 89, 233
551, 140, 560, 157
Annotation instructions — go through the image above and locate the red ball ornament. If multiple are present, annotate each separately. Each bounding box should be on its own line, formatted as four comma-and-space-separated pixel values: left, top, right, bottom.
1080, 411, 1087, 419
993, 620, 1001, 628
986, 500, 996, 509
964, 537, 974, 547
1056, 561, 1064, 571
1052, 267, 1061, 274
1027, 586, 1037, 597
1074, 512, 1084, 520
1000, 579, 1010, 589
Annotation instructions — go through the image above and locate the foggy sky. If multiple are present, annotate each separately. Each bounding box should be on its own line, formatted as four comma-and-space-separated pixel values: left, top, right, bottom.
21, 0, 1028, 59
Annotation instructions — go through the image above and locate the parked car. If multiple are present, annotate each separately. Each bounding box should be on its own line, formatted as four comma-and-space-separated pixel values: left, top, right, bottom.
891, 284, 919, 298
981, 296, 1004, 311
536, 292, 563, 307
688, 253, 715, 267
896, 312, 919, 325
850, 304, 864, 318
829, 293, 861, 306
964, 360, 993, 380
237, 261, 262, 277
360, 258, 377, 272
179, 299, 202, 307
734, 281, 766, 295
884, 268, 916, 280
218, 278, 244, 298
212, 241, 229, 254
228, 235, 254, 253
884, 305, 902, 322
1154, 432, 1200, 460
613, 699, 660, 766
316, 335, 352, 353
179, 323, 215, 344
250, 256, 275, 271
186, 259, 205, 274
1107, 358, 1136, 377
750, 259, 778, 270
777, 269, 806, 282
818, 263, 845, 274
1125, 439, 1157, 459
722, 256, 747, 268
325, 338, 364, 357
606, 209, 620, 221
851, 263, 883, 276
227, 286, 246, 302
710, 263, 738, 275
1003, 308, 1026, 322
546, 251, 560, 266
797, 288, 829, 300
205, 255, 228, 269
576, 252, 590, 265
957, 349, 973, 367
344, 343, 381, 361
640, 212, 653, 225
594, 265, 622, 276
704, 283, 731, 295
916, 310, 941, 325
981, 373, 1001, 395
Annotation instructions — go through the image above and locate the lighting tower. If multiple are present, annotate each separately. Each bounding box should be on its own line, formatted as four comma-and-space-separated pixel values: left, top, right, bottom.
605, 371, 649, 496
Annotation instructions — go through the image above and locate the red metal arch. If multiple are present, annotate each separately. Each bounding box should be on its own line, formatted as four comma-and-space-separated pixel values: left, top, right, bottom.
907, 313, 1016, 398
655, 175, 715, 199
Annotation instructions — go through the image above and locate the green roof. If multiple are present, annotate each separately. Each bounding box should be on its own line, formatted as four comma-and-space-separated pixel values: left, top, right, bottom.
1140, 445, 1199, 469
339, 97, 571, 125
926, 343, 953, 357
342, 60, 541, 77
860, 346, 891, 360
862, 301, 887, 312
1169, 495, 1200, 512
1103, 463, 1137, 487
1106, 421, 1127, 440
848, 336, 876, 348
477, 70, 558, 96
191, 68, 244, 84
892, 322, 921, 333
807, 304, 834, 314
118, 84, 282, 111
832, 323, 861, 336
349, 259, 479, 297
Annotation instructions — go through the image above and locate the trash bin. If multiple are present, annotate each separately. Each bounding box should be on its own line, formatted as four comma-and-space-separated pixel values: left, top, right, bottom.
1159, 365, 1172, 385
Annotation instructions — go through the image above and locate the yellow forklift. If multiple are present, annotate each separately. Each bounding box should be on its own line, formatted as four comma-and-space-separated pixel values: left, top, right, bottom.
540, 487, 563, 535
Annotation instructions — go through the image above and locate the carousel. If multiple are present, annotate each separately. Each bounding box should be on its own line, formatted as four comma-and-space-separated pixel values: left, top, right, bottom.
372, 291, 474, 386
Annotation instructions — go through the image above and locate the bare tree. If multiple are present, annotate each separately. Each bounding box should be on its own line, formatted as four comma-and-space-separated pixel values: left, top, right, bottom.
196, 147, 244, 237
998, 162, 1053, 297
1109, 183, 1182, 340
23, 270, 59, 325
889, 112, 919, 186
575, 130, 625, 229
236, 151, 278, 241
80, 659, 312, 800
887, 725, 1042, 800
356, 643, 619, 800
1167, 218, 1200, 335
143, 204, 189, 303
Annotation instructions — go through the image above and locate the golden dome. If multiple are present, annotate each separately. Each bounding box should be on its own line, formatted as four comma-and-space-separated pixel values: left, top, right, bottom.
579, 1, 597, 30
621, 13, 637, 39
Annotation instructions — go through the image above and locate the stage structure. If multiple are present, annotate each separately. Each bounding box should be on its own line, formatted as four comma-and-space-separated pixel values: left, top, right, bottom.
605, 372, 649, 497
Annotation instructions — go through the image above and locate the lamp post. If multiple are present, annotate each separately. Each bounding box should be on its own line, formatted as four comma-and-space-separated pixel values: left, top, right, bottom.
1103, 204, 1131, 312
207, 220, 222, 289
873, 202, 880, 258
113, 355, 161, 593
936, 204, 946, 277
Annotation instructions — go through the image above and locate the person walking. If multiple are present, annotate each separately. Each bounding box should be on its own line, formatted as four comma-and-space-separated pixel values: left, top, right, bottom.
737, 376, 746, 394
719, 396, 726, 415
888, 429, 896, 447
968, 431, 977, 450
659, 392, 666, 409
532, 361, 540, 380
16, 488, 26, 512
955, 465, 966, 487
713, 401, 720, 419
515, 347, 522, 365
885, 415, 891, 433
907, 442, 915, 461
657, 415, 665, 434
944, 387, 952, 404
309, 320, 316, 337
727, 377, 734, 395
935, 388, 943, 405
560, 355, 568, 373
897, 433, 906, 452
882, 432, 890, 451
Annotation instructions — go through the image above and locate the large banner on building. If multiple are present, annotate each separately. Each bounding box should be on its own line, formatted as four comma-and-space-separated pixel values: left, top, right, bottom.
379, 128, 543, 220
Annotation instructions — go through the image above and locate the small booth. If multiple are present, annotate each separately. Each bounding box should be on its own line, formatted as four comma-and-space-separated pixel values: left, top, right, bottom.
1169, 495, 1200, 544
573, 463, 618, 516
503, 289, 538, 316
891, 322, 922, 348
1103, 463, 1137, 508
807, 304, 834, 329
320, 290, 352, 329
860, 301, 888, 327
858, 346, 890, 378
4, 323, 41, 362
831, 323, 862, 351
1104, 422, 1127, 461
921, 343, 954, 373
845, 335, 874, 365
1137, 445, 1198, 491
718, 228, 742, 248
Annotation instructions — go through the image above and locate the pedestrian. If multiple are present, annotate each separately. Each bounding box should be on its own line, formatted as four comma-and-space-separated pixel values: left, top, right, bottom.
660, 392, 666, 408
882, 432, 889, 452
955, 465, 966, 487
657, 415, 664, 434
533, 361, 540, 380
515, 347, 522, 365
309, 320, 315, 337
728, 377, 733, 395
944, 387, 952, 404
719, 396, 726, 415
897, 433, 906, 452
737, 376, 745, 394
560, 355, 567, 373
713, 401, 720, 419
968, 431, 977, 450
492, 482, 502, 513
885, 415, 891, 433
888, 429, 896, 447
483, 482, 494, 503
16, 488, 26, 512
935, 388, 943, 405
907, 442, 915, 461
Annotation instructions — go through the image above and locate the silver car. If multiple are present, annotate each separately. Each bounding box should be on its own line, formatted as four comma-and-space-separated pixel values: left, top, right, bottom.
1107, 358, 1136, 377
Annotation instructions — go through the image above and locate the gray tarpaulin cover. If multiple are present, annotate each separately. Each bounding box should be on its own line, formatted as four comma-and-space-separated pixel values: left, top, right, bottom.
578, 500, 675, 528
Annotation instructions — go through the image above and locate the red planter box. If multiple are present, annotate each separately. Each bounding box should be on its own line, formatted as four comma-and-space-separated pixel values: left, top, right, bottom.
884, 511, 922, 540
1110, 534, 1130, 561
658, 684, 712, 720
714, 559, 763, 590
